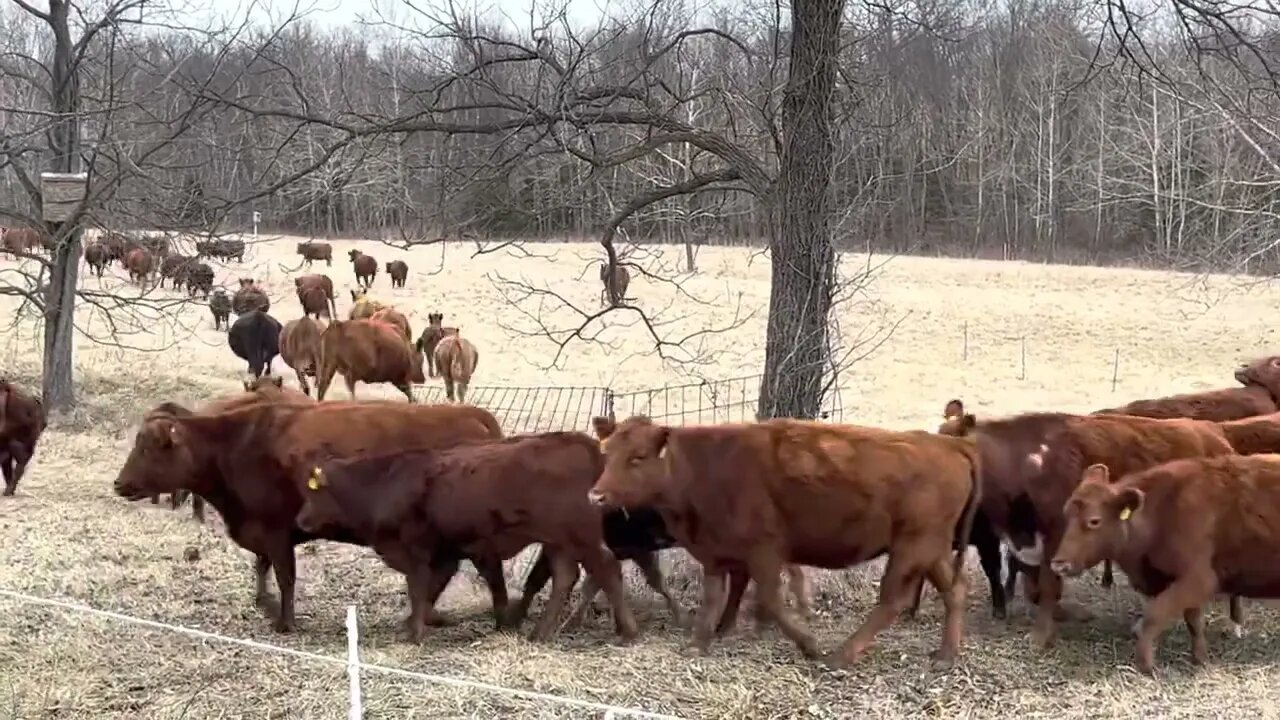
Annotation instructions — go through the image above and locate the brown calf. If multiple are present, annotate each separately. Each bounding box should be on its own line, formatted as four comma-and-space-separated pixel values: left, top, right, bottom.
315, 319, 426, 402
294, 274, 337, 320
1019, 413, 1236, 650
296, 241, 332, 267
279, 317, 325, 396
587, 416, 980, 667
385, 260, 409, 288
1051, 455, 1280, 674
599, 262, 631, 306
232, 278, 270, 314
112, 400, 504, 632
348, 249, 377, 289
83, 242, 109, 277
125, 248, 154, 285
297, 432, 641, 643
432, 334, 478, 403
416, 312, 459, 378
0, 380, 46, 497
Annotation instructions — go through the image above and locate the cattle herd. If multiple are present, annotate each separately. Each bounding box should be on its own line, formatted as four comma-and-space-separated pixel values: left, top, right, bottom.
7, 227, 1280, 685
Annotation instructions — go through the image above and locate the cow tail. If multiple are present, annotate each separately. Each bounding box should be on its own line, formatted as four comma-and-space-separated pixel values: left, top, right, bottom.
451, 343, 470, 382
952, 445, 983, 579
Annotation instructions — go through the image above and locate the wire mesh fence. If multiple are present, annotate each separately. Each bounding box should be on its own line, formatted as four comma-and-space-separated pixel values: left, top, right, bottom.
412, 374, 845, 435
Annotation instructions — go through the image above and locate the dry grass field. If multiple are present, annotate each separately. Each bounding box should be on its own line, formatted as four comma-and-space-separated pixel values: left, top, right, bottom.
0, 233, 1279, 719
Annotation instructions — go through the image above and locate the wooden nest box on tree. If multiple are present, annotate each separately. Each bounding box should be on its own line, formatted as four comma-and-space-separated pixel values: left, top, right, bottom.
39, 172, 88, 223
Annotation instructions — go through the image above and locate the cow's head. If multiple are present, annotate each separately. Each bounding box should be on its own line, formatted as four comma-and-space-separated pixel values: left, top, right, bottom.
408, 346, 427, 384
114, 407, 203, 501
348, 249, 363, 261
587, 415, 670, 509
1236, 356, 1280, 392
1050, 463, 1142, 577
937, 399, 978, 436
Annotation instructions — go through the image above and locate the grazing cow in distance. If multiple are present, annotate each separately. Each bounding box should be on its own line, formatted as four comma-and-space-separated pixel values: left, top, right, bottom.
112, 400, 504, 633
186, 262, 215, 299
209, 288, 231, 330
294, 274, 337, 320
599, 261, 631, 306
348, 249, 377, 289
588, 415, 981, 667
196, 238, 245, 262
232, 278, 270, 315
0, 380, 46, 497
125, 248, 154, 285
385, 260, 408, 288
2, 227, 45, 255
228, 310, 282, 378
348, 289, 387, 320
296, 432, 643, 643
83, 241, 108, 277
416, 312, 458, 378
369, 307, 412, 343
1014, 413, 1236, 650
158, 254, 196, 289
296, 240, 332, 267
279, 316, 324, 396
315, 319, 426, 402
1051, 456, 1280, 675
432, 334, 478, 403
1093, 355, 1280, 421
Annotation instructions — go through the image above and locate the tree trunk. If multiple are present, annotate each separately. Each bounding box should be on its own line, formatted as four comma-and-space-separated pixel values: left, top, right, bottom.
41, 0, 81, 411
758, 0, 844, 420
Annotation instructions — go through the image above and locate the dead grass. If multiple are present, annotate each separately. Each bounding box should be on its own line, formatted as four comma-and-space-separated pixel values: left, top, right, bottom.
0, 236, 1279, 719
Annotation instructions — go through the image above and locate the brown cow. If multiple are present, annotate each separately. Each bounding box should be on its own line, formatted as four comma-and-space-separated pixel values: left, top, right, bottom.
112, 400, 504, 632
599, 261, 631, 306
432, 334, 478, 403
296, 240, 332, 267
294, 274, 337, 320
100, 231, 129, 264
1051, 455, 1280, 675
232, 278, 270, 314
209, 288, 231, 330
279, 317, 324, 396
186, 262, 215, 299
296, 432, 642, 643
347, 290, 387, 320
83, 241, 108, 277
241, 374, 316, 404
1217, 412, 1280, 454
385, 260, 409, 289
415, 312, 458, 378
2, 227, 45, 255
315, 319, 426, 402
158, 254, 196, 289
587, 416, 981, 667
369, 307, 412, 343
0, 380, 46, 497
1093, 356, 1280, 421
1016, 413, 1237, 651
348, 249, 377, 289
125, 248, 154, 285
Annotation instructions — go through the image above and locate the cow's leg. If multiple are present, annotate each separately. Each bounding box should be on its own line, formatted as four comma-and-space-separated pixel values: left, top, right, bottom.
976, 535, 1006, 619
745, 551, 820, 659
580, 546, 640, 642
443, 376, 456, 402
714, 567, 749, 636
295, 367, 311, 396
923, 553, 970, 668
405, 558, 457, 642
634, 552, 687, 628
1030, 553, 1064, 650
564, 572, 602, 630
1134, 569, 1215, 675
252, 553, 278, 616
264, 538, 298, 632
1101, 559, 1114, 588
826, 542, 931, 668
529, 551, 579, 642
508, 548, 552, 629
457, 381, 469, 404
395, 382, 415, 403
904, 575, 928, 620
786, 564, 813, 619
690, 568, 730, 654
1184, 605, 1209, 666
470, 556, 510, 630
1003, 548, 1020, 608
314, 357, 337, 401
343, 372, 357, 400
1, 456, 16, 497
190, 494, 206, 524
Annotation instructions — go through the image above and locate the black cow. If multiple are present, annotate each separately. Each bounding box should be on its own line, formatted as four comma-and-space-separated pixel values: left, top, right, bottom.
228, 310, 282, 378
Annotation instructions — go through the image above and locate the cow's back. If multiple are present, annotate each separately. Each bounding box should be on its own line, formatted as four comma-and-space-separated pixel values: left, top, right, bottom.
1095, 386, 1276, 422
322, 320, 414, 382
274, 402, 502, 466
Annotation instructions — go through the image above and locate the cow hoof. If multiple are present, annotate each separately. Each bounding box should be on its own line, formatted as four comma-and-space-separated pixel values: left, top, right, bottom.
681, 644, 710, 658
272, 618, 295, 634
1, 488, 14, 497
820, 651, 855, 670
1229, 622, 1245, 639
929, 650, 956, 671
992, 606, 1008, 621
1031, 631, 1056, 652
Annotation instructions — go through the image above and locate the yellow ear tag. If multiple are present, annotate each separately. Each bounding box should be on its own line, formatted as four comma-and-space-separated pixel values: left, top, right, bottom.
599, 437, 610, 450
1119, 508, 1132, 521
307, 467, 323, 491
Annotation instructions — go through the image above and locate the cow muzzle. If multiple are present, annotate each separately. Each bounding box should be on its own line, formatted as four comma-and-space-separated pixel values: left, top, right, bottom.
113, 480, 151, 502
1049, 559, 1081, 577
587, 490, 609, 507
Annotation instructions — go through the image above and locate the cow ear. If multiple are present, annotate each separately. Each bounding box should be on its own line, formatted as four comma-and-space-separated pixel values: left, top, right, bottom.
1081, 463, 1110, 486
1114, 487, 1144, 520
591, 416, 616, 442
654, 427, 670, 458
961, 414, 977, 431
270, 375, 283, 388
944, 399, 964, 418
